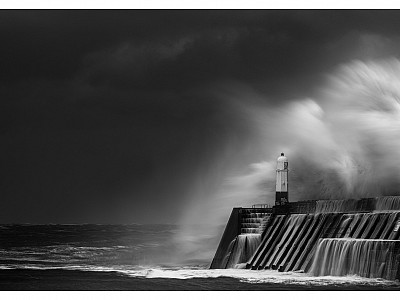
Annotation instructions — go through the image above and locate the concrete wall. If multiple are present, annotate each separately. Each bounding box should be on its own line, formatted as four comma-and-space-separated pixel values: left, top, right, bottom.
210, 208, 241, 269
211, 196, 400, 278
246, 211, 400, 279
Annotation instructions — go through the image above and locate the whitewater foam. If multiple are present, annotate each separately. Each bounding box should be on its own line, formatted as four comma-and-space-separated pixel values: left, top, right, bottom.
0, 264, 398, 287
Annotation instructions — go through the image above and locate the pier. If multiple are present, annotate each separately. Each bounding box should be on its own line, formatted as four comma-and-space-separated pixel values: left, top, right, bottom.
210, 196, 400, 280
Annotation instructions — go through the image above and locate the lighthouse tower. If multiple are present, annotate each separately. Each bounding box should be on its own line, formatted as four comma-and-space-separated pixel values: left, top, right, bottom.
275, 153, 289, 206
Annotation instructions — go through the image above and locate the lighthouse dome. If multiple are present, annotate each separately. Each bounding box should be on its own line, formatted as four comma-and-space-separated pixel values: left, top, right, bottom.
277, 153, 288, 162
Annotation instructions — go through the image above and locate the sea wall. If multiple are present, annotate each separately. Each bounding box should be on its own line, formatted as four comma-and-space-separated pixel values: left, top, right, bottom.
210, 196, 400, 280
246, 211, 400, 276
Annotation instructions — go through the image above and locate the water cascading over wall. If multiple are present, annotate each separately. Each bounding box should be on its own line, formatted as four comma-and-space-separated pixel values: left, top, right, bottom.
210, 196, 400, 280
224, 234, 261, 269
210, 208, 272, 269
310, 238, 400, 279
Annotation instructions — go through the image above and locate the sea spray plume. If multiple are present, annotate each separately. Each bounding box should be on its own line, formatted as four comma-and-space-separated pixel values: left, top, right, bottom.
320, 58, 400, 197
241, 97, 351, 201
233, 58, 400, 201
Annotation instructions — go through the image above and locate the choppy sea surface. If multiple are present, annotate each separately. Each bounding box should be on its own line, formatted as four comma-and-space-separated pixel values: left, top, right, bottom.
0, 224, 399, 290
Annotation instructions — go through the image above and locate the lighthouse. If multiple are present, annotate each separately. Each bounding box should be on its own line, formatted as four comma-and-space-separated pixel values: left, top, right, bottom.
275, 153, 288, 206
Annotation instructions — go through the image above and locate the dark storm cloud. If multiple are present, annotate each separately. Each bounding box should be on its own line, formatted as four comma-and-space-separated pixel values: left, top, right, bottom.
0, 10, 395, 83
74, 10, 400, 98
2, 10, 400, 223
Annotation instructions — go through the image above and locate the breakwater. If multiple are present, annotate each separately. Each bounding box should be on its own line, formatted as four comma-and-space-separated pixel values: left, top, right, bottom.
210, 196, 400, 280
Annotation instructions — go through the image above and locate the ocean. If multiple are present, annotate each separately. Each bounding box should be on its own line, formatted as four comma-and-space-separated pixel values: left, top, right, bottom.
0, 224, 399, 290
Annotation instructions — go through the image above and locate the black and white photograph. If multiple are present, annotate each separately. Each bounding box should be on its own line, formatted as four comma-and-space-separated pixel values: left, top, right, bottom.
1, 7, 400, 292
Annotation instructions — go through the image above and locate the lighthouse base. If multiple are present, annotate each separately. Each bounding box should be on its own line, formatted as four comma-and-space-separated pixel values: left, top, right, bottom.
275, 192, 288, 206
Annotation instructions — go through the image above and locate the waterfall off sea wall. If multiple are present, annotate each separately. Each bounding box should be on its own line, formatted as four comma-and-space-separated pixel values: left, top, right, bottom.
211, 196, 400, 280
224, 234, 261, 269
310, 238, 400, 280
210, 208, 271, 269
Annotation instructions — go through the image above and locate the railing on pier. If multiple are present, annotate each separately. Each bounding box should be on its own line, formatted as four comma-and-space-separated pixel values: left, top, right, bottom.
252, 204, 271, 209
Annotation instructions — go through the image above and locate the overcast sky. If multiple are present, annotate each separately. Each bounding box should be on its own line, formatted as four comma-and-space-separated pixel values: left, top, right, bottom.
2, 10, 400, 224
